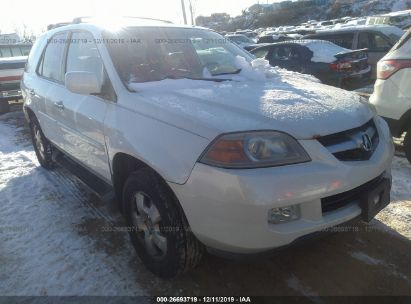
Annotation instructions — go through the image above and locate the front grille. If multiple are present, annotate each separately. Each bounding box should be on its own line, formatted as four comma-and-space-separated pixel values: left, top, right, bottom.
321, 174, 384, 213
318, 119, 379, 161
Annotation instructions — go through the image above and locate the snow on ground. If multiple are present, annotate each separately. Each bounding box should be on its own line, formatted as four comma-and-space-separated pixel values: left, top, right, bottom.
0, 112, 150, 296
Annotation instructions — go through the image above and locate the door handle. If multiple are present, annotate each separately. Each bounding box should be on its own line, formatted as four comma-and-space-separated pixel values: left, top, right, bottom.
54, 101, 65, 110
29, 89, 35, 96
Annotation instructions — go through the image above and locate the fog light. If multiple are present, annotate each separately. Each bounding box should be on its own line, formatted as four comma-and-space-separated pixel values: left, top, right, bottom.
268, 205, 300, 224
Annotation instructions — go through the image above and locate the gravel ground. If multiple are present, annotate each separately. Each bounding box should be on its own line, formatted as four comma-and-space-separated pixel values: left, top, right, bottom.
0, 108, 410, 296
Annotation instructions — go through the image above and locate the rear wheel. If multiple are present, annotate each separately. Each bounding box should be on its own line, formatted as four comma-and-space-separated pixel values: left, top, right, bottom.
404, 127, 411, 163
123, 168, 204, 278
29, 116, 54, 169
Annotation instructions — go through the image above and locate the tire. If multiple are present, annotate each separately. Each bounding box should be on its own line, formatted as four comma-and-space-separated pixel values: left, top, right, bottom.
29, 116, 54, 169
123, 168, 204, 278
404, 127, 411, 163
0, 101, 10, 114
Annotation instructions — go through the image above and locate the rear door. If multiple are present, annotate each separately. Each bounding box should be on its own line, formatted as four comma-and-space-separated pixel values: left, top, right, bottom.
35, 31, 69, 145
357, 31, 394, 77
59, 30, 113, 181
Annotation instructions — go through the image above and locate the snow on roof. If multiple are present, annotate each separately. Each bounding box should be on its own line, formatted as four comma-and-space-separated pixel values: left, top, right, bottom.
0, 56, 28, 63
382, 10, 411, 17
317, 24, 405, 38
280, 40, 350, 63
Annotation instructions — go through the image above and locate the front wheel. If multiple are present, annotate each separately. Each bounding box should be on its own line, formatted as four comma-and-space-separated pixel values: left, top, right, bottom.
29, 116, 54, 169
123, 168, 204, 278
404, 127, 411, 163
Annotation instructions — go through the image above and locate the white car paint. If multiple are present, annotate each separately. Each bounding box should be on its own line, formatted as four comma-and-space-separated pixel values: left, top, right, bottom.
370, 29, 411, 136
22, 22, 394, 254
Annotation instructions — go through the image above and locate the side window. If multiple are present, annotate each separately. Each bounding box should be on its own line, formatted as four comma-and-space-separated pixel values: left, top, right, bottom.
358, 32, 392, 52
0, 46, 12, 58
21, 46, 31, 56
66, 31, 115, 100
38, 32, 68, 82
322, 33, 354, 49
10, 46, 22, 56
66, 32, 105, 84
373, 33, 392, 51
252, 47, 269, 59
270, 46, 298, 61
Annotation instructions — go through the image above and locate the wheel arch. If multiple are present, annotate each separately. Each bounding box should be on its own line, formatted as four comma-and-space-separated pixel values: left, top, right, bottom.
111, 152, 182, 213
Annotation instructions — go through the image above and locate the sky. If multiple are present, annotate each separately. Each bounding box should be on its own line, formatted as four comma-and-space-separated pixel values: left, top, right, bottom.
0, 0, 281, 36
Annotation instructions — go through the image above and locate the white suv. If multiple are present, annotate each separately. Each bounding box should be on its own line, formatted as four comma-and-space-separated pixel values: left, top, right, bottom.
370, 29, 411, 161
22, 17, 394, 278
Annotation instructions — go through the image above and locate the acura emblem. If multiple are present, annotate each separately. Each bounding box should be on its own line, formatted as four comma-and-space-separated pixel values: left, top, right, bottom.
361, 133, 372, 152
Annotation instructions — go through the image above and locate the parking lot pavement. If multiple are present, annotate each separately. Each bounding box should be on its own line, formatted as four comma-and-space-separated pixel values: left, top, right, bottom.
0, 109, 410, 296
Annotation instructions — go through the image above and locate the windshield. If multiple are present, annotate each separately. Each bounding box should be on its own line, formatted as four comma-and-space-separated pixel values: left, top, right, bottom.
103, 27, 253, 84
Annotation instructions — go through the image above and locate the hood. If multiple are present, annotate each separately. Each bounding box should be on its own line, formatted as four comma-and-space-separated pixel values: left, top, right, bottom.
129, 64, 373, 140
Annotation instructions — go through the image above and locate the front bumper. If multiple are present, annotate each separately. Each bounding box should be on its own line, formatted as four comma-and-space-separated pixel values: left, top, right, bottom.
0, 89, 22, 102
169, 117, 394, 254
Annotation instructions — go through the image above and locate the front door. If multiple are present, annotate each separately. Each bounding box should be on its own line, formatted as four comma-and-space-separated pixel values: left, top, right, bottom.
59, 30, 113, 181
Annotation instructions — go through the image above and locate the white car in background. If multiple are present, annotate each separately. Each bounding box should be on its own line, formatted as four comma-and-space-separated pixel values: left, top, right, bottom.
370, 29, 411, 161
22, 17, 394, 278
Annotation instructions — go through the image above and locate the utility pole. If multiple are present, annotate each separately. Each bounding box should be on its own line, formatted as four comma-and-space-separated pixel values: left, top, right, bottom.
181, 0, 188, 24
189, 0, 195, 25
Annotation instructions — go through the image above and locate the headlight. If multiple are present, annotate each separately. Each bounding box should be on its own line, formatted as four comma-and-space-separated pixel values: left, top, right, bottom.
199, 131, 311, 169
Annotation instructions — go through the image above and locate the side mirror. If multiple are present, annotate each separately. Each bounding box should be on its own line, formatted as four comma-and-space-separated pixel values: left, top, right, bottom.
65, 71, 102, 95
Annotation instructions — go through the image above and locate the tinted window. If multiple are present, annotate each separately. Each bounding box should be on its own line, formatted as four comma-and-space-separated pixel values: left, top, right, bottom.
0, 46, 12, 57
311, 33, 354, 49
66, 31, 104, 83
39, 32, 68, 82
358, 32, 392, 52
270, 46, 300, 61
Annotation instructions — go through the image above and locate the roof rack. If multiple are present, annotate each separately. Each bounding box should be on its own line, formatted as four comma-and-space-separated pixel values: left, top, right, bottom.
72, 16, 173, 25
47, 22, 71, 31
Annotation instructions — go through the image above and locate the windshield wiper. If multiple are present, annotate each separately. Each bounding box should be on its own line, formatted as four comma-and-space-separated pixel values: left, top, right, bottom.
163, 75, 232, 82
211, 68, 242, 76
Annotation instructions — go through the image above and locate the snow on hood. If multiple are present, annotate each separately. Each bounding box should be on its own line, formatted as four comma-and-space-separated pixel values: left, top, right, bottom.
128, 58, 373, 140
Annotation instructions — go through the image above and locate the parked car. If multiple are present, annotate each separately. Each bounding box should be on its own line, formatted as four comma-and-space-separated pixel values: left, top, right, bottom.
225, 34, 255, 49
367, 10, 411, 30
370, 29, 411, 161
22, 17, 394, 278
256, 34, 294, 44
0, 44, 32, 113
250, 40, 371, 89
304, 25, 404, 78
